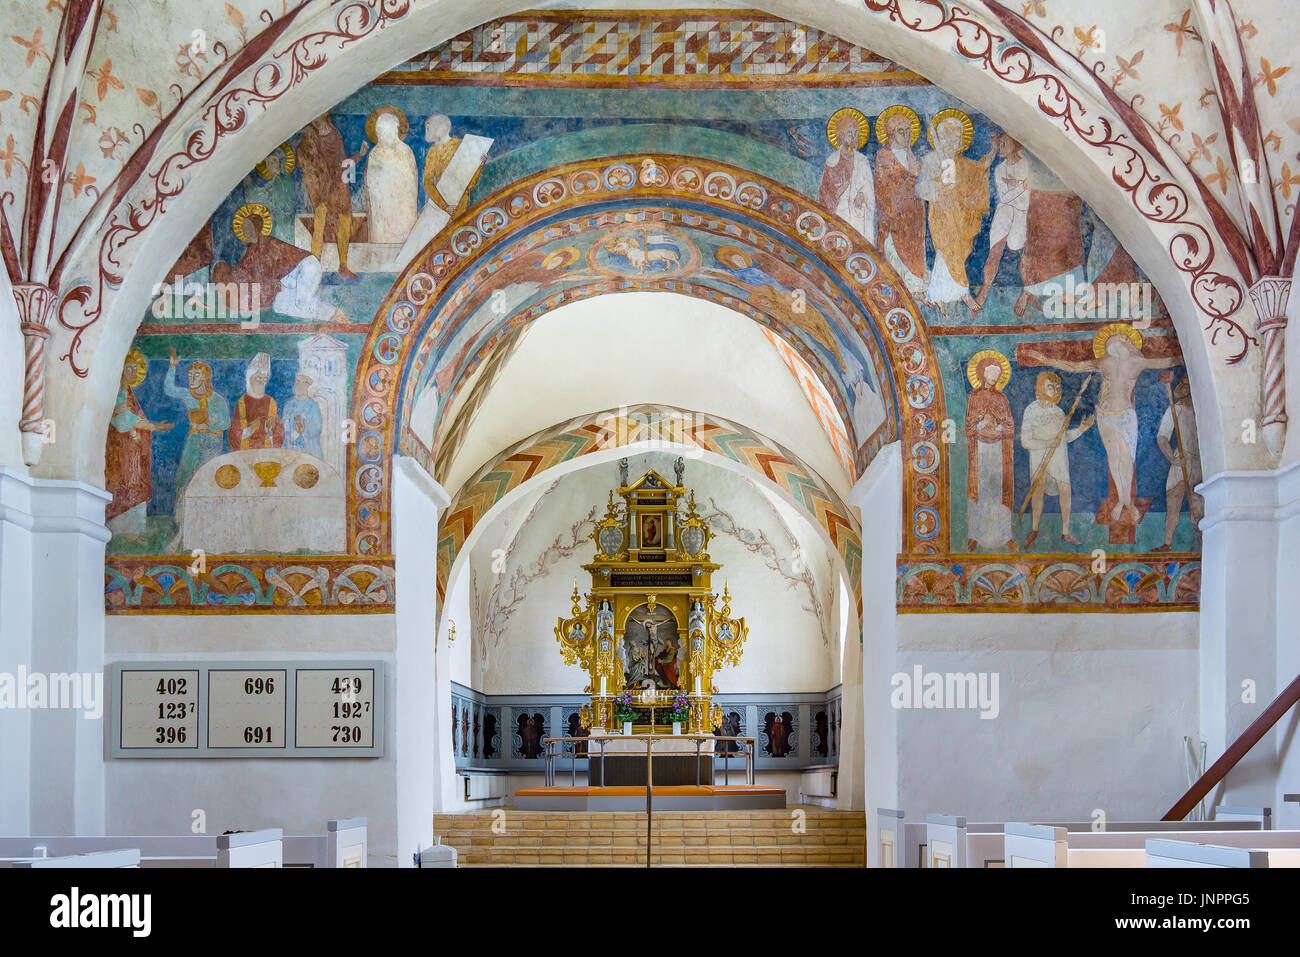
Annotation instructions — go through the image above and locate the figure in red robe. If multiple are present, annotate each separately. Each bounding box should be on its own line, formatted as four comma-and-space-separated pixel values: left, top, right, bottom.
965, 354, 1018, 552
228, 352, 284, 451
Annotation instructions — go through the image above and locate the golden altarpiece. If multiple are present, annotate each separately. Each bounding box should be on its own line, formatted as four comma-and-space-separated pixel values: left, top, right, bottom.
554, 458, 748, 735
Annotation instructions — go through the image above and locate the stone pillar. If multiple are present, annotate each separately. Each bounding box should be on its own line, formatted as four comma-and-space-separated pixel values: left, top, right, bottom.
11, 282, 55, 467
1198, 460, 1300, 826
846, 441, 902, 842
1247, 276, 1291, 460
0, 468, 111, 834
392, 455, 449, 864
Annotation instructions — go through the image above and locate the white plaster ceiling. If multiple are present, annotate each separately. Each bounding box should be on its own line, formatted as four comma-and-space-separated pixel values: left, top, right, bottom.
433, 291, 854, 498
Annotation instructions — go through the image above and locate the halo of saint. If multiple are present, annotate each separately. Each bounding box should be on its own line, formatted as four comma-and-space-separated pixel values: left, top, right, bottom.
927, 107, 974, 150
232, 203, 274, 243
255, 142, 295, 180
875, 104, 920, 145
966, 348, 1011, 391
826, 107, 870, 148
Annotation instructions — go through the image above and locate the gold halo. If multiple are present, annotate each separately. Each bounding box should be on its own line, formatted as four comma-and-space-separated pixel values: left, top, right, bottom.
1092, 322, 1144, 358
365, 105, 409, 143
715, 244, 753, 269
122, 347, 147, 388
542, 245, 580, 270
967, 349, 1011, 391
232, 203, 273, 243
254, 142, 295, 180
928, 108, 974, 152
876, 105, 920, 146
827, 108, 870, 149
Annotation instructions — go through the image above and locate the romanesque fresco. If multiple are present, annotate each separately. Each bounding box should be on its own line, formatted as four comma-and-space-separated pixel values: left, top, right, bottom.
104, 14, 1199, 614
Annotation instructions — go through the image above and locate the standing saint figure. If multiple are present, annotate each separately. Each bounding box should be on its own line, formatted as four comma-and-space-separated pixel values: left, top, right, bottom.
972, 134, 1031, 317
106, 349, 172, 542
164, 351, 231, 540
818, 108, 876, 242
873, 105, 927, 296
964, 350, 1018, 552
1020, 371, 1094, 547
297, 113, 367, 280
364, 108, 418, 243
282, 371, 323, 458
916, 112, 995, 318
1154, 372, 1204, 551
1024, 325, 1181, 524
228, 352, 284, 451
423, 114, 485, 218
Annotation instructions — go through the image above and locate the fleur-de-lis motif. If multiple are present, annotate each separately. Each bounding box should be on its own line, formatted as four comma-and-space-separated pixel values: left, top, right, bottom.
1073, 25, 1101, 57
1113, 50, 1143, 87
64, 161, 95, 197
1254, 58, 1290, 98
1163, 10, 1201, 56
10, 28, 50, 68
1273, 163, 1300, 199
0, 133, 28, 178
1206, 155, 1233, 195
1188, 131, 1219, 164
88, 58, 125, 101
1158, 101, 1184, 134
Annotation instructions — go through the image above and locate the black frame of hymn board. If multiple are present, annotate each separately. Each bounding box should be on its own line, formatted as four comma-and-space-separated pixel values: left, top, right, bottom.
106, 659, 385, 758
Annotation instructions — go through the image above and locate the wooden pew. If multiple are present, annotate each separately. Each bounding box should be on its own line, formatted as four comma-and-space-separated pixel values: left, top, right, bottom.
283, 818, 368, 868
216, 828, 282, 868
1214, 805, 1272, 829
1070, 829, 1300, 867
4, 848, 141, 868
1004, 824, 1067, 868
1146, 839, 1269, 868
925, 815, 967, 868
874, 808, 905, 868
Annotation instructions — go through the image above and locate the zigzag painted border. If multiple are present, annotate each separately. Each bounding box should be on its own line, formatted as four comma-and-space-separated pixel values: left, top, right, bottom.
436, 404, 863, 624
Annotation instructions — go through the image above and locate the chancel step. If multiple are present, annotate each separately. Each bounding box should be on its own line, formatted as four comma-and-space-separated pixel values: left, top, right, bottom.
432, 806, 865, 867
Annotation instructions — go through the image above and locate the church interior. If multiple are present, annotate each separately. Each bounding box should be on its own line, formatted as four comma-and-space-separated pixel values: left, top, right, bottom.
1, 0, 1299, 876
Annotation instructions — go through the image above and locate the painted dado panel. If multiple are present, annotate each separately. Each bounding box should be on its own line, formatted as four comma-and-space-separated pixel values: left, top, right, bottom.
101, 13, 1200, 615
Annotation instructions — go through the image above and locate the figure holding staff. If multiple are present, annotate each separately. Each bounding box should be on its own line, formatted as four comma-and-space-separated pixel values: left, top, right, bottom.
1018, 372, 1094, 546
1153, 371, 1203, 551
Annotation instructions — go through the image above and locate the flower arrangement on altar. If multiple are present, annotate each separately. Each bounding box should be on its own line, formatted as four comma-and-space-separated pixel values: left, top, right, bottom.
613, 691, 637, 723
666, 692, 690, 724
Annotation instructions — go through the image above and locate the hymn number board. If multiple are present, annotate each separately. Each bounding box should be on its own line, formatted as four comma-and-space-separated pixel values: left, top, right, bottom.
108, 660, 385, 758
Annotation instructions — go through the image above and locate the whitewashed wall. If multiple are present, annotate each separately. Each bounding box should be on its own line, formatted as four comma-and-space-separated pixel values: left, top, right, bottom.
888, 612, 1199, 822
105, 614, 402, 865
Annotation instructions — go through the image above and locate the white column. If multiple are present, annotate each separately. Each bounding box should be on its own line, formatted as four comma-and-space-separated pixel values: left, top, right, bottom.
1198, 460, 1300, 824
392, 455, 449, 865
836, 629, 865, 811
846, 441, 902, 847
0, 467, 110, 834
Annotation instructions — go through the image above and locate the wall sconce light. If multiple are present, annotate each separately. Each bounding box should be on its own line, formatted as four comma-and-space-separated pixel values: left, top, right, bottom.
447, 620, 456, 644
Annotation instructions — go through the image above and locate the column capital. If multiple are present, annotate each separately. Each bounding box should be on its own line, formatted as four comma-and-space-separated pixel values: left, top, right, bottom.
1197, 459, 1300, 532
392, 454, 450, 510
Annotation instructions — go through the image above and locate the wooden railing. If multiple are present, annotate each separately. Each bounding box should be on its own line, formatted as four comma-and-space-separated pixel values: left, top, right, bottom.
1164, 672, 1300, 821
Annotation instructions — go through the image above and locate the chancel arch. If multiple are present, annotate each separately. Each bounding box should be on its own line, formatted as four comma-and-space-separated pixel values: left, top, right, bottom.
356, 155, 941, 559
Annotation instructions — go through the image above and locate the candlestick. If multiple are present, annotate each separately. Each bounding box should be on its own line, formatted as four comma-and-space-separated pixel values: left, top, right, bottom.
694, 676, 701, 695
600, 676, 607, 696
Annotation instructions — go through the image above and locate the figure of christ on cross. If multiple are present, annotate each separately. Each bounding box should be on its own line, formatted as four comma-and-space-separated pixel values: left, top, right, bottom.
1019, 326, 1181, 545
